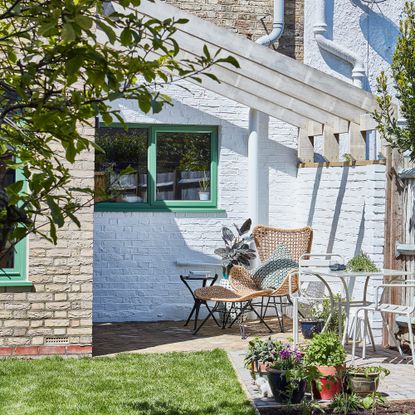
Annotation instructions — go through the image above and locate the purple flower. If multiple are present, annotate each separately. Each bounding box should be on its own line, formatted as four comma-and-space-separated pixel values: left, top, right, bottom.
279, 347, 291, 360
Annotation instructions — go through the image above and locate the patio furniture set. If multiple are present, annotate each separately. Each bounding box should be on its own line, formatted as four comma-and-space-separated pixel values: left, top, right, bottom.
181, 225, 415, 368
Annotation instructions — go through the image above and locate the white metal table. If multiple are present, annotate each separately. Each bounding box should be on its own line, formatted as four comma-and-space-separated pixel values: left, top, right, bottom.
299, 268, 415, 347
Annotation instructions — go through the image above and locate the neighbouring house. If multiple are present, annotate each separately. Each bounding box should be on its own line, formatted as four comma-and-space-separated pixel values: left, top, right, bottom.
0, 0, 406, 356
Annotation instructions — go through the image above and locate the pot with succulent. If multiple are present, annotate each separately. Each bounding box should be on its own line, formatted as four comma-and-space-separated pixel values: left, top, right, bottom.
198, 172, 210, 201
214, 218, 256, 280
304, 332, 347, 400
266, 344, 320, 404
346, 366, 390, 397
244, 337, 283, 376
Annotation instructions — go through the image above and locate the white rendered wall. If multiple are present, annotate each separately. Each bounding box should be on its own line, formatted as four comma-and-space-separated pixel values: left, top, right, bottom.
304, 0, 404, 94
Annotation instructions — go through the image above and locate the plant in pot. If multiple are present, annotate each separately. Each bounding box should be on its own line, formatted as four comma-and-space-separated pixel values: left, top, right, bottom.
300, 302, 325, 339
304, 332, 346, 401
346, 366, 390, 397
214, 218, 256, 279
244, 337, 283, 376
198, 173, 210, 201
267, 344, 320, 404
347, 252, 380, 273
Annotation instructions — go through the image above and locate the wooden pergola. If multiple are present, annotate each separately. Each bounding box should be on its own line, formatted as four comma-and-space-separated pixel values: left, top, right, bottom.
139, 0, 380, 162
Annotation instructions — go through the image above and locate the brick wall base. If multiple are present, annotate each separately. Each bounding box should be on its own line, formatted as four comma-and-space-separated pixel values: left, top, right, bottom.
0, 344, 92, 357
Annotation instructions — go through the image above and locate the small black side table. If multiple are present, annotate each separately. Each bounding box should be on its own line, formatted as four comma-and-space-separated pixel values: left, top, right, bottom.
180, 273, 218, 331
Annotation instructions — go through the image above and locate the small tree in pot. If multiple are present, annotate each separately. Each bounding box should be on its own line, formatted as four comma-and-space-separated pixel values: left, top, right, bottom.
214, 218, 256, 279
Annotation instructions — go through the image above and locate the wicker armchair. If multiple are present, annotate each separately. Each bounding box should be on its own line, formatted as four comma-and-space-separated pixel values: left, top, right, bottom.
248, 225, 313, 332
193, 269, 274, 336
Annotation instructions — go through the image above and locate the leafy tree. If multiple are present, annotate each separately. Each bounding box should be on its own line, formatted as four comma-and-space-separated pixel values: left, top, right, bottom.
0, 0, 238, 256
373, 1, 415, 159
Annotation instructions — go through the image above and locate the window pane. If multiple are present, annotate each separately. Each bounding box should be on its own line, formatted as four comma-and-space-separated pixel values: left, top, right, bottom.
95, 127, 148, 203
156, 131, 211, 201
0, 156, 15, 268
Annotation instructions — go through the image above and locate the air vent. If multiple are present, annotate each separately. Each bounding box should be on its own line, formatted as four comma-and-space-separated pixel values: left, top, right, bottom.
45, 337, 69, 345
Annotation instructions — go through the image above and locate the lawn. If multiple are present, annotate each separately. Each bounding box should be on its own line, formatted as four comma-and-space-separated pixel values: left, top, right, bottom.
0, 349, 255, 415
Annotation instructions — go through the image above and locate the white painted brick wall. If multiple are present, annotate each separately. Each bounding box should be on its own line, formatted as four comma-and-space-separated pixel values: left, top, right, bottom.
93, 81, 299, 322
93, 0, 404, 331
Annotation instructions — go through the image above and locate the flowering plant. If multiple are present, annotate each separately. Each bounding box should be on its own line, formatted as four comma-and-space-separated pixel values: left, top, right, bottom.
270, 344, 303, 371
268, 344, 321, 402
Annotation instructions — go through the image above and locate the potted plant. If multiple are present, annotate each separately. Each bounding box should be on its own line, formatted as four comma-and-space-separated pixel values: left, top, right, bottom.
266, 344, 320, 404
244, 337, 283, 376
346, 252, 379, 273
304, 332, 346, 400
347, 366, 390, 397
198, 173, 210, 200
299, 302, 324, 339
214, 218, 256, 279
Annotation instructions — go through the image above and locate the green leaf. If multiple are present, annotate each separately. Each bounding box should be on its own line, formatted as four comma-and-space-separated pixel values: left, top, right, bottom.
120, 166, 136, 176
75, 15, 93, 30
46, 196, 65, 228
62, 23, 76, 43
65, 56, 83, 75
96, 20, 116, 44
120, 28, 133, 46
138, 98, 151, 113
102, 113, 113, 125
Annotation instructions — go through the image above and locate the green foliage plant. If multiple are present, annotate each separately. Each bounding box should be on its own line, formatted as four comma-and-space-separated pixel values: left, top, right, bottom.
361, 392, 388, 414
269, 344, 321, 404
0, 0, 239, 257
199, 173, 210, 192
329, 392, 363, 415
214, 218, 256, 274
244, 337, 283, 370
347, 252, 380, 273
304, 332, 346, 367
373, 2, 415, 160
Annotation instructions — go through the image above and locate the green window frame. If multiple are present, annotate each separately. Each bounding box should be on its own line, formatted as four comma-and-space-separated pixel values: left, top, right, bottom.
0, 167, 30, 287
95, 123, 220, 212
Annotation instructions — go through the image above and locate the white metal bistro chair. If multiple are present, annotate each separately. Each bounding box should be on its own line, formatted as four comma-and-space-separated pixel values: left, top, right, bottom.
290, 253, 343, 345
351, 279, 415, 369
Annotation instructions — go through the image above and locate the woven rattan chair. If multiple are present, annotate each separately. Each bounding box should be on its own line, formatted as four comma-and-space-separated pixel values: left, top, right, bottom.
193, 271, 274, 337
230, 225, 313, 332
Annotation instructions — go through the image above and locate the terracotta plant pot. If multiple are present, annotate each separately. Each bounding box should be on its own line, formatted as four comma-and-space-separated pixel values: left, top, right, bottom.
267, 368, 306, 404
250, 361, 269, 374
313, 365, 344, 401
348, 372, 379, 397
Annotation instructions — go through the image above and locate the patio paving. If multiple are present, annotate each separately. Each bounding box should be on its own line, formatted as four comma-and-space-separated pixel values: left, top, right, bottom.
93, 318, 415, 407
93, 317, 292, 356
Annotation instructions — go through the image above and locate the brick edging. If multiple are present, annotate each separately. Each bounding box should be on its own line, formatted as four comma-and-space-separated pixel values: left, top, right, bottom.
0, 345, 92, 357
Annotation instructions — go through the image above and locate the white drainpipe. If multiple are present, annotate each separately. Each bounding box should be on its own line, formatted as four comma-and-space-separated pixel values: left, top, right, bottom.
248, 0, 285, 226
314, 0, 365, 88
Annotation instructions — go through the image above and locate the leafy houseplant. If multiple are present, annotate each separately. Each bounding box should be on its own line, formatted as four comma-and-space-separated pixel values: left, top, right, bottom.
347, 252, 380, 273
198, 173, 210, 201
244, 337, 283, 375
304, 332, 346, 400
347, 366, 390, 397
266, 344, 316, 404
214, 218, 256, 278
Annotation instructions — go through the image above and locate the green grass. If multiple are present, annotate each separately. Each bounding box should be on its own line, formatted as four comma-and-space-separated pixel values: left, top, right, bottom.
0, 349, 255, 415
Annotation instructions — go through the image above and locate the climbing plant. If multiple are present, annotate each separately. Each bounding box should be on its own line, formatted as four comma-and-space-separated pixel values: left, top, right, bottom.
373, 1, 415, 160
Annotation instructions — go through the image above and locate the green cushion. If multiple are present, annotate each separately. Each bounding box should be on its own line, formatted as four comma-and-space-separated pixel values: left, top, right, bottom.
252, 245, 298, 290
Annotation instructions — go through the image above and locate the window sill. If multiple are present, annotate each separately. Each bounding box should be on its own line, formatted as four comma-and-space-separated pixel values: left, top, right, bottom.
0, 280, 33, 287
94, 203, 226, 213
